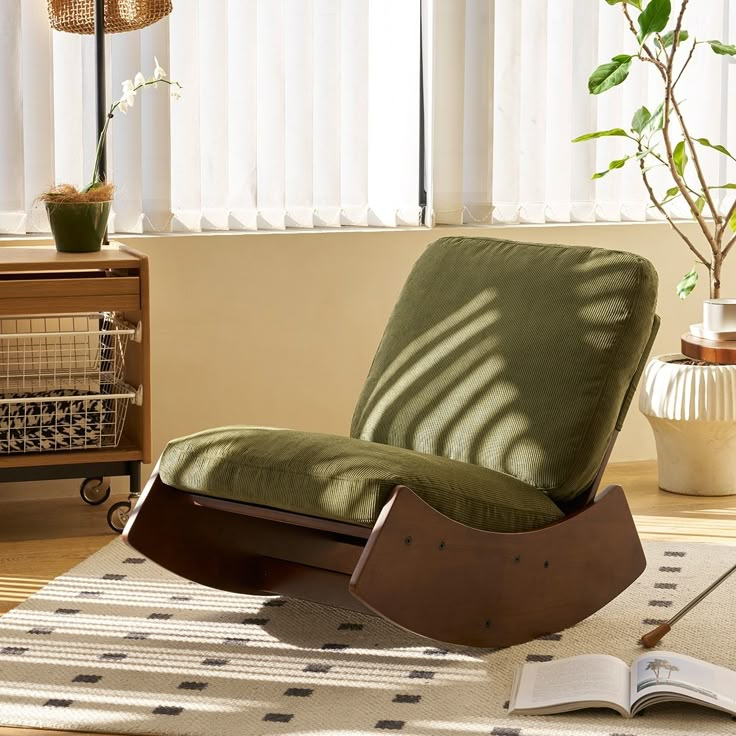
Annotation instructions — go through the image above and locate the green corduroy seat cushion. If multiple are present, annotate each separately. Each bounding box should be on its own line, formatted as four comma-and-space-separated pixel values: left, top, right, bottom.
159, 427, 564, 533
351, 236, 659, 503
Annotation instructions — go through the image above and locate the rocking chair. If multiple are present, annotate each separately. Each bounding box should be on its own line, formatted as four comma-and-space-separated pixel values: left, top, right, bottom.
124, 236, 659, 647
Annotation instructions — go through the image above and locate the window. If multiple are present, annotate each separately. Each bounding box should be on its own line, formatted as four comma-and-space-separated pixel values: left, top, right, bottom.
1, 0, 420, 234
428, 0, 736, 225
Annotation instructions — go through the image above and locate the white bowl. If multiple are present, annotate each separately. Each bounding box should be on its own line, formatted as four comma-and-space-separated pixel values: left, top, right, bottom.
703, 298, 736, 334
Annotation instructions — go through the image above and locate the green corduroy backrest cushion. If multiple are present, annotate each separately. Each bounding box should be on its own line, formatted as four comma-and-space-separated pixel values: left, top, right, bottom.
350, 236, 659, 503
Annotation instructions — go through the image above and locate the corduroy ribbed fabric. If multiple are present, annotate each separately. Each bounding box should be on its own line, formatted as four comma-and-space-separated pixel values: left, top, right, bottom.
351, 237, 659, 503
159, 427, 564, 532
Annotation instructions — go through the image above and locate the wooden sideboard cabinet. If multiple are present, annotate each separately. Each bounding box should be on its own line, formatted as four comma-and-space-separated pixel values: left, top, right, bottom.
0, 243, 151, 532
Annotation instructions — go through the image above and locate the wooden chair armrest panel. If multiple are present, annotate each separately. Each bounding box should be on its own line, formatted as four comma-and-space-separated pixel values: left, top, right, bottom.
349, 484, 645, 647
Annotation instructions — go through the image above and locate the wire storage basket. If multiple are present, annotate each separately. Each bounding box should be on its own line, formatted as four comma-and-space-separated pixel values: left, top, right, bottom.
0, 313, 139, 453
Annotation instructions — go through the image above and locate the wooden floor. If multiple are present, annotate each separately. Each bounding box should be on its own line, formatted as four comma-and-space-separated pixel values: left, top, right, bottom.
1, 460, 736, 736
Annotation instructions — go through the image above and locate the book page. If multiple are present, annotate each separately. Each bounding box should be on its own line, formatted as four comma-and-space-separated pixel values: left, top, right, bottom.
632, 651, 736, 714
511, 655, 630, 714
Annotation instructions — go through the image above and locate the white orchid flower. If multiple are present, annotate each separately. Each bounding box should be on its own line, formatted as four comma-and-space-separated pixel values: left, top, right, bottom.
153, 57, 166, 80
134, 72, 146, 87
118, 100, 129, 114
119, 79, 136, 109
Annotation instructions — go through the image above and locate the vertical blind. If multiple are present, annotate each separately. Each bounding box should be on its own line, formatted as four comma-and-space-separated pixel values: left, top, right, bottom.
0, 0, 420, 234
428, 0, 736, 225
5, 1, 735, 234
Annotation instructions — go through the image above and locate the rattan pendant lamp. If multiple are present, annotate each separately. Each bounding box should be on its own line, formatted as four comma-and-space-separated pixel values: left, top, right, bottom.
46, 0, 173, 243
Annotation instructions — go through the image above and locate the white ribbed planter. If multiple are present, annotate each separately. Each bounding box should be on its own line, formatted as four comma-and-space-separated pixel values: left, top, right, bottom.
639, 354, 736, 496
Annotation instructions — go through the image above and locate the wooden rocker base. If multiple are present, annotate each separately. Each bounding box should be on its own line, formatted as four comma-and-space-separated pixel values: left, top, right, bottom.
123, 471, 645, 648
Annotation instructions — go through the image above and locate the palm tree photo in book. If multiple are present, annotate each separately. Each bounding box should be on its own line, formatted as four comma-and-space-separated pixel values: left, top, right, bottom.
509, 652, 736, 719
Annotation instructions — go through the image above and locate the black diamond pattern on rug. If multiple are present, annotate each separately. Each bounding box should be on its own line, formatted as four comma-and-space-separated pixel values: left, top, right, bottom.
375, 720, 404, 730
303, 663, 331, 673
393, 694, 421, 703
408, 670, 434, 679
153, 706, 183, 716
526, 654, 553, 662
1, 647, 27, 655
73, 674, 102, 683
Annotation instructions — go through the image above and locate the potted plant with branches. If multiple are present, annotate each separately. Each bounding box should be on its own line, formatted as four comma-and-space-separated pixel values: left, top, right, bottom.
39, 57, 180, 253
575, 0, 736, 495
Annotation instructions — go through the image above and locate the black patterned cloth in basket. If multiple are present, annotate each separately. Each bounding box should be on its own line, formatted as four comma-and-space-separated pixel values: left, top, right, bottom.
0, 389, 111, 453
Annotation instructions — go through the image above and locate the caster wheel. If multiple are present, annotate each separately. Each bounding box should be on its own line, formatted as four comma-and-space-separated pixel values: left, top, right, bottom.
80, 477, 111, 506
107, 501, 131, 534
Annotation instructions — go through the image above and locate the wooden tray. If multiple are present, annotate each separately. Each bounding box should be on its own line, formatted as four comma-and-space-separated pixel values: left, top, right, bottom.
681, 332, 736, 365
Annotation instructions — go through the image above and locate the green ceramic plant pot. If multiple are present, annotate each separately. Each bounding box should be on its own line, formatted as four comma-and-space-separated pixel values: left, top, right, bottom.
45, 201, 111, 253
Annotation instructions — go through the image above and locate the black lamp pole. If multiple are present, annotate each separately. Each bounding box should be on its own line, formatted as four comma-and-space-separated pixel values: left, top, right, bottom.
94, 0, 109, 244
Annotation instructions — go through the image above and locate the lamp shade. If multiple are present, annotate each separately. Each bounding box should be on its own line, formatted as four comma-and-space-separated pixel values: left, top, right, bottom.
47, 0, 172, 34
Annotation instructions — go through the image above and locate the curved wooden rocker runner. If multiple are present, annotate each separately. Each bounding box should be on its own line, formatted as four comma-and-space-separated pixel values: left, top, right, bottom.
125, 473, 644, 647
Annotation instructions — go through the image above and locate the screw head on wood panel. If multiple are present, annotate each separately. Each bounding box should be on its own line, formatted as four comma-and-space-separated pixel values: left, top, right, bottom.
514, 555, 521, 563
404, 536, 412, 545
438, 541, 446, 550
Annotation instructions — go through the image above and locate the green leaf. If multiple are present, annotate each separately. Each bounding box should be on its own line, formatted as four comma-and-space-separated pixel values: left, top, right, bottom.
676, 268, 698, 299
645, 101, 665, 133
694, 196, 705, 214
656, 29, 689, 49
694, 137, 736, 162
673, 140, 688, 176
631, 106, 651, 134
588, 56, 633, 95
730, 208, 736, 232
592, 156, 631, 179
606, 0, 642, 7
709, 183, 736, 190
572, 128, 629, 142
709, 40, 736, 56
638, 0, 671, 44
660, 185, 681, 204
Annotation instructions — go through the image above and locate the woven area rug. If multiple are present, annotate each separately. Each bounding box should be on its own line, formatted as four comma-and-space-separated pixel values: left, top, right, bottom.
0, 539, 735, 736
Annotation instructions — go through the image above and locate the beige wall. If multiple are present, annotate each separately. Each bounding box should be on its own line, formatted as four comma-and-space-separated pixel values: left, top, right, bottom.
0, 222, 726, 499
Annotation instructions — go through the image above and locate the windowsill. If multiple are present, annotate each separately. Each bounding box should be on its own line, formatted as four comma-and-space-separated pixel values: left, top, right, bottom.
0, 218, 700, 246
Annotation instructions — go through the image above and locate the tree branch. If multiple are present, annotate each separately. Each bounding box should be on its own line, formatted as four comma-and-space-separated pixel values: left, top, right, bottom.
723, 232, 736, 259
658, 0, 719, 254
665, 2, 721, 227
673, 39, 696, 89
719, 199, 736, 242
622, 4, 668, 78
637, 142, 710, 268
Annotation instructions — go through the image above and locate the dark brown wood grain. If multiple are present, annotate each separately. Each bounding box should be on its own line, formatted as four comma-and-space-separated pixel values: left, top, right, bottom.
123, 473, 371, 613
125, 470, 646, 647
681, 332, 736, 364
350, 484, 646, 647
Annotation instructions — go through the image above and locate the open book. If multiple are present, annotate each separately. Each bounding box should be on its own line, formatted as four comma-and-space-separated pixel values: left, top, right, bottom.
509, 652, 736, 719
